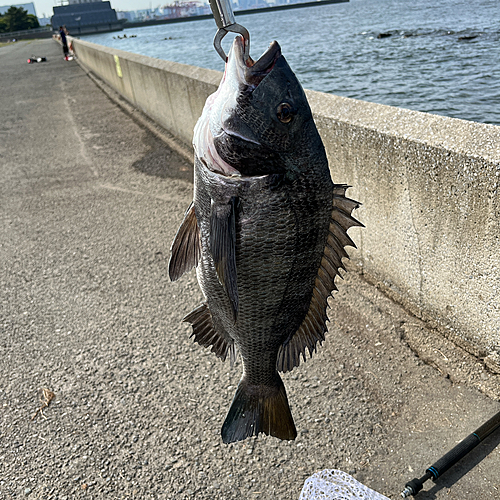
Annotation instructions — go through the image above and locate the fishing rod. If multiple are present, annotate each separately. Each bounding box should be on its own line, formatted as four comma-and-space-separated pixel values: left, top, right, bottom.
208, 0, 250, 61
401, 408, 500, 497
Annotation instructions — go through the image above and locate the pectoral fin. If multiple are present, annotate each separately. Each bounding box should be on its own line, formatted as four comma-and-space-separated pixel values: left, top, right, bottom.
168, 202, 201, 281
277, 184, 363, 373
210, 197, 239, 321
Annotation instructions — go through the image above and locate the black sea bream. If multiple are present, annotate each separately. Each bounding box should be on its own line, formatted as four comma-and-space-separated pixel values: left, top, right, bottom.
169, 36, 362, 444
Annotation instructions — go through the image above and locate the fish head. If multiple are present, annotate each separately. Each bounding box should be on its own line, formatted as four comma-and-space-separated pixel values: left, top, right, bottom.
195, 36, 324, 177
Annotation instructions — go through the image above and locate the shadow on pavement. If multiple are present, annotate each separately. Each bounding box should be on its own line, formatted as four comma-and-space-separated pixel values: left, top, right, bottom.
132, 133, 193, 182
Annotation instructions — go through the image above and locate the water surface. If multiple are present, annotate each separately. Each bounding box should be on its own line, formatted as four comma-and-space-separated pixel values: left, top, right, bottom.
83, 0, 500, 125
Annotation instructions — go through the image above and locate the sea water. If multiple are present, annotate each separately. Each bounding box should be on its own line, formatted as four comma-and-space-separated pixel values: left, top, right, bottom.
82, 0, 500, 125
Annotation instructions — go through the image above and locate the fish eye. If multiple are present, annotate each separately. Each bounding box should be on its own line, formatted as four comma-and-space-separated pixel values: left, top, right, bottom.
277, 103, 294, 123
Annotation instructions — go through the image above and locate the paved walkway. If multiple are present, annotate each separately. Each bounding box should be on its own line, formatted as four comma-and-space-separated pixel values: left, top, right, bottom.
1, 39, 499, 500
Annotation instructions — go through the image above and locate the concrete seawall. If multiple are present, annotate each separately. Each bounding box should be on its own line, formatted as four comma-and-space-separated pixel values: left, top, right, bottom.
71, 38, 500, 366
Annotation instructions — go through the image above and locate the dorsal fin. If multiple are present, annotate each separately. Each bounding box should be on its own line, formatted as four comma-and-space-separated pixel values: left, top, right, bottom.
169, 203, 201, 282
277, 185, 363, 373
183, 303, 238, 365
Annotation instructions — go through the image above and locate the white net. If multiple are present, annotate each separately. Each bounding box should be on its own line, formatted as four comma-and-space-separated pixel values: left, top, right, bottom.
299, 469, 390, 500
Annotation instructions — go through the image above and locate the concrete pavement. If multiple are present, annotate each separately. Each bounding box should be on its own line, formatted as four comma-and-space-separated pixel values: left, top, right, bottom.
1, 39, 499, 500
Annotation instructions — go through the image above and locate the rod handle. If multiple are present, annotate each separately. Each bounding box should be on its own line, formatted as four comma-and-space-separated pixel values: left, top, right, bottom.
427, 433, 480, 479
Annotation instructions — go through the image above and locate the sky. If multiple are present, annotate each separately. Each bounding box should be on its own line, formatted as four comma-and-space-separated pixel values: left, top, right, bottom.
32, 0, 186, 19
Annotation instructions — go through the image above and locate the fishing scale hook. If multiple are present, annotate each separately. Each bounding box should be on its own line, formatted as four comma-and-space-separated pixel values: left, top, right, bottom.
209, 0, 250, 62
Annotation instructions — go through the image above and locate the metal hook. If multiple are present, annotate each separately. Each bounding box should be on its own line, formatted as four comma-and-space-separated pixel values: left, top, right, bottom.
213, 25, 250, 62
209, 0, 250, 61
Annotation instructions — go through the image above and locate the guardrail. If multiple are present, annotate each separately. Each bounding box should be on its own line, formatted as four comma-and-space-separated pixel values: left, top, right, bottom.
1, 26, 52, 36
0, 26, 53, 42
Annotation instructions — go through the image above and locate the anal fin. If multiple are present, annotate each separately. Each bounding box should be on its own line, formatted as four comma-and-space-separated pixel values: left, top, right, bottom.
169, 202, 201, 281
183, 303, 237, 365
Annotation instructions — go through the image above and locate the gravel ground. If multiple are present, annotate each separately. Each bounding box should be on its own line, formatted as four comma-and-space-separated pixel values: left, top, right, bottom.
1, 39, 499, 500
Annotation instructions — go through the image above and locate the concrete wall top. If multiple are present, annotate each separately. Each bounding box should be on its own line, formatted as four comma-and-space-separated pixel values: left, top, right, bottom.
305, 89, 500, 163
75, 38, 222, 89
71, 37, 500, 368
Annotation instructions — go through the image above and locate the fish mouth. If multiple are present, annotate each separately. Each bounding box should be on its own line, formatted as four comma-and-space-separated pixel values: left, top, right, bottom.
231, 36, 282, 88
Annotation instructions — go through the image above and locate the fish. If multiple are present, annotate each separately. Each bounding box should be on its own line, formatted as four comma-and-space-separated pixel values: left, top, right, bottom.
169, 35, 362, 444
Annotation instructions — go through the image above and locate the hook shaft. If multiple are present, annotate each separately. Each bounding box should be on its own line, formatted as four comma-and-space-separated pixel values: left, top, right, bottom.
209, 0, 250, 61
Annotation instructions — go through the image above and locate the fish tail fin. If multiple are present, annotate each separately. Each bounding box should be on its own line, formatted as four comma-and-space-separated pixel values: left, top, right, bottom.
221, 375, 297, 444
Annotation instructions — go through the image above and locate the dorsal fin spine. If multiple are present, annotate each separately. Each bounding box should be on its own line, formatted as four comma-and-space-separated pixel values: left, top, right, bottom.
314, 275, 330, 298
329, 220, 357, 248
327, 233, 349, 260
321, 257, 341, 281
324, 244, 346, 271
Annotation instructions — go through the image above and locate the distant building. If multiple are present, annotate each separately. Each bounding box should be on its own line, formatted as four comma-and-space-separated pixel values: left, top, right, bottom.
51, 0, 124, 35
134, 8, 153, 21
236, 0, 268, 10
116, 10, 136, 22
0, 2, 37, 16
